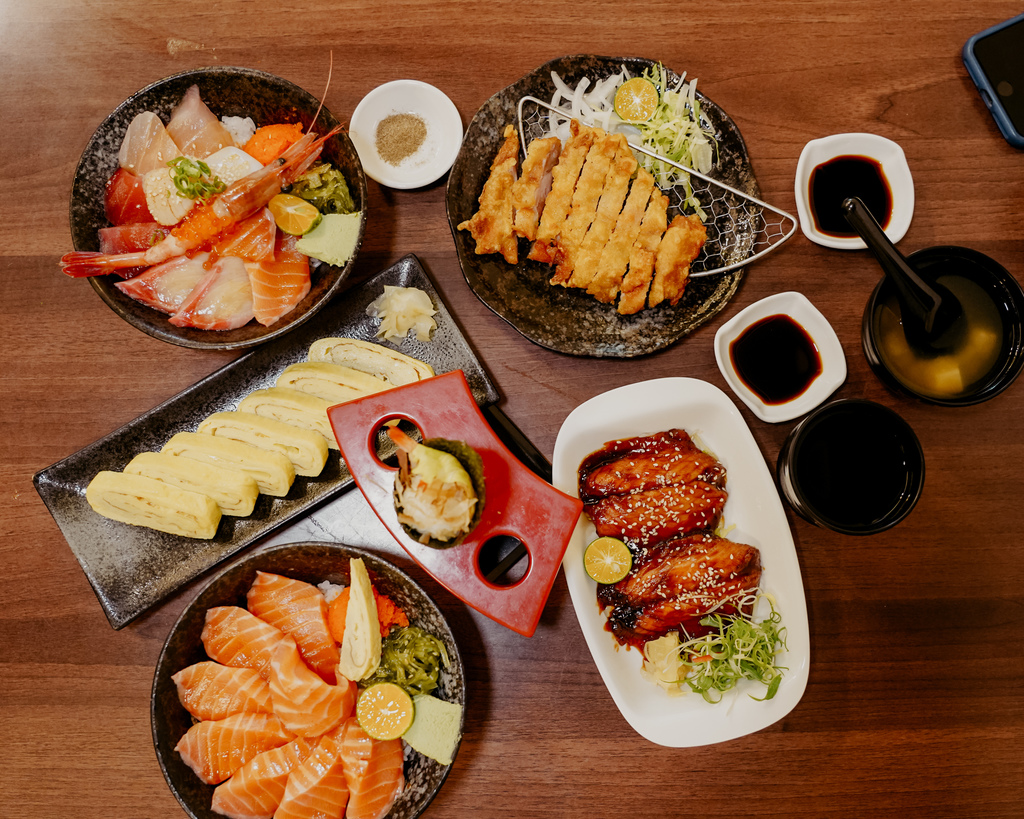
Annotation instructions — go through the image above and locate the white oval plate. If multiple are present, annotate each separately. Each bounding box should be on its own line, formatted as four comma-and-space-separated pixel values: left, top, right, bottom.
714, 291, 847, 423
551, 378, 810, 747
794, 132, 914, 250
350, 80, 463, 189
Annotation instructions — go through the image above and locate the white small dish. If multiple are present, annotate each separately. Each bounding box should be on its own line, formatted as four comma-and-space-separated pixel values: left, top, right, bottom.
551, 378, 810, 748
794, 132, 914, 250
349, 80, 463, 189
714, 291, 847, 423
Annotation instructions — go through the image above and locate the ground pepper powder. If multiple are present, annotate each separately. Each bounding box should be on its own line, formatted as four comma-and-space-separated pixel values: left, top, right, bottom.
375, 113, 427, 165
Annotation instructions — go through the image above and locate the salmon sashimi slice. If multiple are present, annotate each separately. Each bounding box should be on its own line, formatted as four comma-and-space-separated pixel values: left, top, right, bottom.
511, 136, 561, 242
529, 120, 595, 264
114, 251, 211, 314
617, 188, 669, 315
339, 717, 405, 819
273, 728, 349, 819
210, 737, 313, 819
172, 660, 274, 722
457, 123, 520, 264
244, 233, 310, 327
648, 213, 707, 308
246, 571, 340, 684
586, 168, 656, 304
267, 636, 356, 738
212, 208, 277, 262
202, 606, 291, 680
174, 711, 295, 785
169, 255, 255, 330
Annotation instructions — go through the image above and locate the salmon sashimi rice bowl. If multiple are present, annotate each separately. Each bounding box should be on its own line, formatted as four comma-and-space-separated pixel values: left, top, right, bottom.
63, 80, 364, 333
162, 555, 464, 819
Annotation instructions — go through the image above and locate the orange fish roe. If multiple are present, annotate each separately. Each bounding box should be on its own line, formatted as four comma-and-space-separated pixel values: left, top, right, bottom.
244, 123, 307, 165
327, 586, 410, 644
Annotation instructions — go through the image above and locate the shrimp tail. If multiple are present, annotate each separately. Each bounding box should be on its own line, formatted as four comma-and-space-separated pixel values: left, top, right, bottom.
60, 250, 149, 278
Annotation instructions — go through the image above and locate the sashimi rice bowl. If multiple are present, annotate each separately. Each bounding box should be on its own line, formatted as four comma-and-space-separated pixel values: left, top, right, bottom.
152, 541, 464, 819
68, 66, 367, 351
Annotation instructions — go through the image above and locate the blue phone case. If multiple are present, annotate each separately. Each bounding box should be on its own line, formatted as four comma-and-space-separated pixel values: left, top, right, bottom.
963, 12, 1024, 149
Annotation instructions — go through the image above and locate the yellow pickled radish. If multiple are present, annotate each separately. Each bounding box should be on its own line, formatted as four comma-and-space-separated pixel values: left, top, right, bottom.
269, 193, 322, 236
614, 77, 659, 124
584, 536, 633, 584
356, 682, 415, 740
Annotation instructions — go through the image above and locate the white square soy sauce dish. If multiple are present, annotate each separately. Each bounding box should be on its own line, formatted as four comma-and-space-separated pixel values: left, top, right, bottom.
551, 378, 811, 748
714, 291, 847, 423
794, 132, 914, 250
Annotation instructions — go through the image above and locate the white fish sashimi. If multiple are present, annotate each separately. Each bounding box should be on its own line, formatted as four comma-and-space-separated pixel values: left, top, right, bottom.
115, 252, 212, 314
169, 256, 255, 330
118, 111, 182, 175
166, 84, 233, 159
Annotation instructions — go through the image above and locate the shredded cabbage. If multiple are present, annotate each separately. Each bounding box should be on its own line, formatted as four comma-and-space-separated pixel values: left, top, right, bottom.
545, 63, 718, 217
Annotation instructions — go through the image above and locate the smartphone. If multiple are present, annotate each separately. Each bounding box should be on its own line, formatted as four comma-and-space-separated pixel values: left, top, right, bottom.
963, 12, 1024, 148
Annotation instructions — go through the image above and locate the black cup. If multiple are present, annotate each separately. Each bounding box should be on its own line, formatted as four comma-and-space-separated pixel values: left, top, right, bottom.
777, 399, 924, 535
862, 245, 1024, 406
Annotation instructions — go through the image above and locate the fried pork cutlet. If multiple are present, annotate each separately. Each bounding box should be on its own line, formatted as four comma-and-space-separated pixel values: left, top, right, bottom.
529, 121, 595, 264
566, 137, 638, 289
586, 167, 656, 304
648, 213, 707, 308
457, 124, 520, 264
578, 428, 725, 503
548, 131, 622, 285
617, 187, 669, 315
585, 480, 727, 547
511, 136, 561, 242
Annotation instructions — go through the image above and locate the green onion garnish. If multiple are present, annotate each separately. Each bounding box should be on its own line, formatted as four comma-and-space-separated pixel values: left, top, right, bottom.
168, 156, 226, 201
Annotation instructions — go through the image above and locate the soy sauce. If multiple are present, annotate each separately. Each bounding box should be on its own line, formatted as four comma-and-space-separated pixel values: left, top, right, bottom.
729, 314, 822, 405
810, 155, 892, 237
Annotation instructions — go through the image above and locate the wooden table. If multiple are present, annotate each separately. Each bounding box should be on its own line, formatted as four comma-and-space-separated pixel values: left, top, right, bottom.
4, 2, 1023, 816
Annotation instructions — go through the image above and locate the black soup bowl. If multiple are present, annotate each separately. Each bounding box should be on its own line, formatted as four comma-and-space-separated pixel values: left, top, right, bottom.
862, 245, 1024, 406
151, 541, 464, 819
69, 66, 367, 351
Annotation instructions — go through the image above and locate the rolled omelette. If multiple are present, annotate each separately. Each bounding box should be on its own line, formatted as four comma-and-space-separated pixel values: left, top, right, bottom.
237, 387, 338, 450
277, 361, 394, 405
308, 337, 434, 386
197, 411, 329, 478
163, 432, 295, 497
124, 451, 260, 516
86, 471, 221, 539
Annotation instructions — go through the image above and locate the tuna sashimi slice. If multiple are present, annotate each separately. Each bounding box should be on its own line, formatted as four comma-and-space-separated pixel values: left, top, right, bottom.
273, 728, 349, 819
245, 234, 310, 327
212, 208, 277, 262
169, 255, 255, 330
115, 252, 211, 314
246, 571, 339, 684
202, 606, 291, 680
99, 222, 171, 255
267, 636, 356, 738
339, 717, 404, 819
173, 711, 294, 785
210, 737, 313, 819
172, 660, 274, 722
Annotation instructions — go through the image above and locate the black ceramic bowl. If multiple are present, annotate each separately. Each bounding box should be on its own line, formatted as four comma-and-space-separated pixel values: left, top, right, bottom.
862, 245, 1024, 406
152, 541, 464, 819
69, 66, 367, 351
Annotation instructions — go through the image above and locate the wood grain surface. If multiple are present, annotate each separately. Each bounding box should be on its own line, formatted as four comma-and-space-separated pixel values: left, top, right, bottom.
3, 2, 1023, 817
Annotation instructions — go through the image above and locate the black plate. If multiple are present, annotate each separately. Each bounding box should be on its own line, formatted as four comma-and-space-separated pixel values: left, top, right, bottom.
34, 255, 499, 629
152, 541, 464, 819
446, 55, 759, 358
69, 65, 367, 351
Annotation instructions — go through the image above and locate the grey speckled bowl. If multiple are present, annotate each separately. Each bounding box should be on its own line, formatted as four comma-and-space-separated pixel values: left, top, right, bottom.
151, 541, 464, 819
69, 66, 367, 351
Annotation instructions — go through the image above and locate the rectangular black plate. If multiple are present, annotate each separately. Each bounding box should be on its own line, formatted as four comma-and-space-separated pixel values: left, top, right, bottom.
34, 255, 499, 629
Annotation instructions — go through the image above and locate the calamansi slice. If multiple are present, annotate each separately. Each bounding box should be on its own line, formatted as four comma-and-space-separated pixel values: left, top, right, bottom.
584, 536, 633, 584
269, 193, 322, 236
356, 682, 415, 740
614, 77, 659, 124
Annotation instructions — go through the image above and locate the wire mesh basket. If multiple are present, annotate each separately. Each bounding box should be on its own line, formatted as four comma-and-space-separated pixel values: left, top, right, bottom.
516, 95, 797, 279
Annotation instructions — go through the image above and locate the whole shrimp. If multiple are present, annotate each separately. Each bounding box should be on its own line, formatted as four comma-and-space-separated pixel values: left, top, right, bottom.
61, 125, 344, 278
